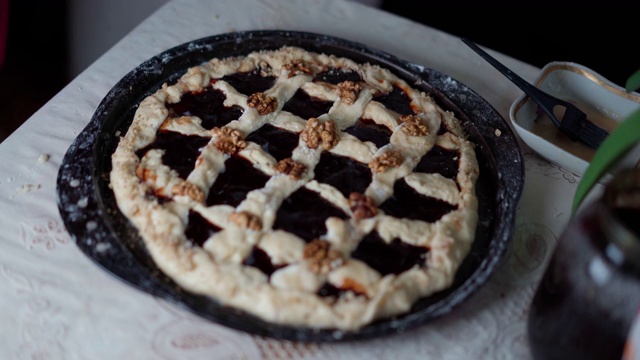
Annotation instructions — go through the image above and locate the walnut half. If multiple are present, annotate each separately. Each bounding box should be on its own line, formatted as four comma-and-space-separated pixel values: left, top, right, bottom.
275, 158, 306, 180
301, 118, 339, 150
349, 192, 377, 220
369, 149, 403, 173
337, 81, 362, 105
303, 239, 344, 274
398, 114, 429, 136
283, 60, 313, 78
171, 181, 205, 203
247, 92, 278, 115
228, 211, 262, 231
211, 127, 247, 155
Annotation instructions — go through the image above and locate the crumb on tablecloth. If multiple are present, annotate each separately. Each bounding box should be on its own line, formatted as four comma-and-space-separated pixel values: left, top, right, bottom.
38, 154, 50, 163
17, 184, 41, 193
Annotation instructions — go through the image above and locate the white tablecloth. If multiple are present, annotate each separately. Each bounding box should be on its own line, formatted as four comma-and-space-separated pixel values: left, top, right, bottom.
0, 0, 591, 358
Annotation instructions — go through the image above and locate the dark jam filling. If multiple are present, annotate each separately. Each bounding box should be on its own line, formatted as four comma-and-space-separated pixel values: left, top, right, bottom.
351, 231, 429, 276
166, 87, 243, 130
437, 122, 448, 135
343, 118, 392, 148
242, 246, 284, 277
317, 282, 346, 298
273, 187, 348, 242
414, 145, 459, 179
185, 210, 220, 247
315, 68, 362, 85
220, 68, 276, 96
281, 89, 333, 120
379, 179, 457, 222
206, 155, 270, 207
135, 130, 210, 179
152, 67, 465, 283
245, 123, 299, 162
313, 152, 372, 198
372, 86, 413, 116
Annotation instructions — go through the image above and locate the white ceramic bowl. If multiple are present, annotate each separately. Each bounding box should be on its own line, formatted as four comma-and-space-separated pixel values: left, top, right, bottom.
509, 61, 640, 179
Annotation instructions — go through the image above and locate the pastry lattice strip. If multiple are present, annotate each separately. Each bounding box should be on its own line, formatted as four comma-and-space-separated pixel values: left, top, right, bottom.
135, 55, 467, 258
111, 46, 480, 330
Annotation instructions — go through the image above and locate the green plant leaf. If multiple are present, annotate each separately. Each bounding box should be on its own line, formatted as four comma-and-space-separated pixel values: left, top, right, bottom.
626, 69, 640, 93
572, 108, 640, 212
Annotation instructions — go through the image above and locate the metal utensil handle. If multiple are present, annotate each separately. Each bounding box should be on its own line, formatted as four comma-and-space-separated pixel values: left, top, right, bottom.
461, 38, 539, 95
461, 38, 563, 127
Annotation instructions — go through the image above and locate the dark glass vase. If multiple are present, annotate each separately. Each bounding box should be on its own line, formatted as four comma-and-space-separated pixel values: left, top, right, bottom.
528, 168, 640, 360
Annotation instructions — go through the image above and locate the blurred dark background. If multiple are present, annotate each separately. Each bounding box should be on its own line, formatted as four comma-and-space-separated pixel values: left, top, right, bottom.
0, 0, 69, 141
380, 1, 638, 88
1, 0, 637, 143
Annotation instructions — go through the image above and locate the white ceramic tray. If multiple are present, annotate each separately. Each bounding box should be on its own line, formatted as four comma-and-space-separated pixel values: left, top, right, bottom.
510, 61, 640, 179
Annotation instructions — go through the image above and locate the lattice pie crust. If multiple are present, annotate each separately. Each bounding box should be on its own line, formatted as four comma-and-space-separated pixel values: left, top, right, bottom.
110, 46, 479, 330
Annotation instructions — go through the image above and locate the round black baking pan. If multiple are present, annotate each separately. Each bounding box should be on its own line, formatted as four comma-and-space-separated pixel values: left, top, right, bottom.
56, 30, 524, 342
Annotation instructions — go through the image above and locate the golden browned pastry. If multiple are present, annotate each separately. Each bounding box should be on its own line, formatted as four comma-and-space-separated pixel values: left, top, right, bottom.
110, 46, 479, 330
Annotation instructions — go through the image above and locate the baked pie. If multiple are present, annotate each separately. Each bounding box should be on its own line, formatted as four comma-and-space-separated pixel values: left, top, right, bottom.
110, 46, 479, 330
